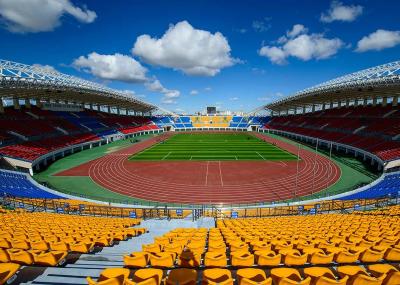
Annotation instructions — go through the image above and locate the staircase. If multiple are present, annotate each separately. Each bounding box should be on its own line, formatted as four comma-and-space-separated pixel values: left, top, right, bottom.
19, 218, 215, 285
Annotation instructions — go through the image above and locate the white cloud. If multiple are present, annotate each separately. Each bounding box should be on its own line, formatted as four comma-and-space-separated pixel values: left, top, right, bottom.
356, 29, 400, 52
73, 52, 147, 83
204, 87, 212, 92
190, 90, 199, 95
145, 79, 180, 105
144, 79, 166, 93
0, 0, 96, 33
32, 64, 58, 73
320, 1, 363, 23
284, 34, 343, 60
287, 24, 308, 38
259, 25, 343, 64
132, 21, 236, 76
259, 46, 287, 65
229, 97, 239, 101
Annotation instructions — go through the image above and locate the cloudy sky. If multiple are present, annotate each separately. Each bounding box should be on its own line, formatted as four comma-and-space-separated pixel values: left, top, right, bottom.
0, 0, 399, 114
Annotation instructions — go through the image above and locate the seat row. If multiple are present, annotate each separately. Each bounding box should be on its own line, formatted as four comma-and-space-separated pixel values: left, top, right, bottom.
124, 245, 400, 268
87, 265, 400, 285
0, 211, 144, 268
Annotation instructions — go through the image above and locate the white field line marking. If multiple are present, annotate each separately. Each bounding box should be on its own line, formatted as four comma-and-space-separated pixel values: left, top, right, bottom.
256, 151, 266, 160
162, 152, 172, 160
205, 161, 209, 185
219, 161, 224, 187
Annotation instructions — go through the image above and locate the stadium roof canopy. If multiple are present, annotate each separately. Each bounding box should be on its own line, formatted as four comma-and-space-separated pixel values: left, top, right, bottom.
0, 59, 158, 113
263, 60, 400, 112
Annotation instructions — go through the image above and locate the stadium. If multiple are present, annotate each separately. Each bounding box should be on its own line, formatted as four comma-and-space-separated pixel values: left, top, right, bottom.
1, 1, 400, 284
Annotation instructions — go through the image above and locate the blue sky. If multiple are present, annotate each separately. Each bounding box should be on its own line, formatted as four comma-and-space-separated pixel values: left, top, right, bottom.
0, 0, 399, 114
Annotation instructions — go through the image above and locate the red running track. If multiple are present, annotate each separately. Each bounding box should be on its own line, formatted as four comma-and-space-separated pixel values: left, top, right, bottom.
57, 133, 341, 204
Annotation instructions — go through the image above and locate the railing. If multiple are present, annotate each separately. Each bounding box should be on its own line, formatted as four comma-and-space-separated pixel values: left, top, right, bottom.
2, 196, 398, 219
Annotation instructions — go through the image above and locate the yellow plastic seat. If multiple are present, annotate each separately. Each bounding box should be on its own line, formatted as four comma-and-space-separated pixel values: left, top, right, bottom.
230, 251, 254, 267
208, 243, 226, 253
254, 250, 281, 266
178, 251, 202, 267
368, 264, 400, 285
125, 268, 164, 285
7, 249, 34, 265
334, 250, 360, 264
165, 268, 197, 285
30, 240, 50, 251
33, 251, 67, 266
270, 268, 311, 285
202, 268, 233, 285
252, 241, 271, 251
0, 263, 20, 285
50, 241, 70, 252
204, 252, 227, 267
303, 248, 334, 265
0, 248, 10, 263
87, 268, 129, 285
384, 247, 400, 261
70, 241, 95, 253
303, 267, 348, 285
282, 250, 308, 266
123, 252, 148, 268
230, 242, 248, 252
236, 268, 272, 285
337, 266, 385, 285
359, 247, 385, 263
142, 244, 161, 254
11, 239, 30, 250
0, 238, 11, 249
154, 237, 169, 247
94, 236, 113, 247
149, 252, 176, 268
164, 243, 183, 255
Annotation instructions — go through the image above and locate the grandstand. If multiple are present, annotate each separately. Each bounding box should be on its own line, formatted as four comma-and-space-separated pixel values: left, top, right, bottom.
1, 58, 400, 284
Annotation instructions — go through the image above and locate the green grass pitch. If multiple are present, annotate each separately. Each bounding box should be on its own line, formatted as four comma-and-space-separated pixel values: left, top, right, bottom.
129, 133, 298, 161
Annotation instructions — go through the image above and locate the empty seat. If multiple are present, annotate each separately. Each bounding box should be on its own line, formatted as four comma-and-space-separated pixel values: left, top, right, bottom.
87, 268, 130, 285
7, 249, 34, 265
125, 268, 163, 285
204, 252, 227, 267
304, 267, 348, 285
123, 252, 148, 268
337, 266, 385, 285
202, 268, 233, 285
149, 252, 176, 268
143, 244, 161, 253
254, 250, 281, 266
230, 251, 254, 267
368, 264, 400, 285
236, 268, 272, 285
270, 268, 311, 285
384, 247, 400, 262
282, 250, 308, 266
33, 251, 67, 266
0, 263, 20, 285
303, 248, 334, 265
